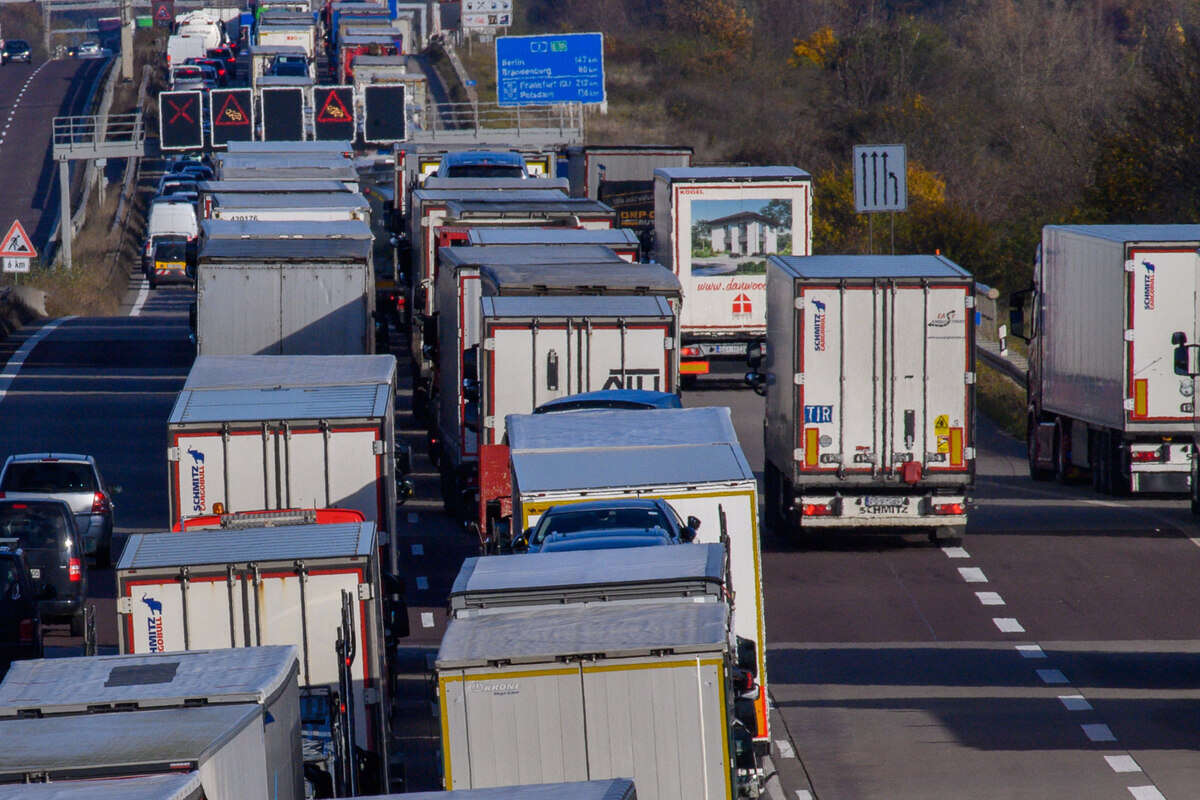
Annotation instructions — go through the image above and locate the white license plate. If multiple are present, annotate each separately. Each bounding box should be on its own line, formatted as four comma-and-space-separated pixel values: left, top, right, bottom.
851, 496, 917, 516
29, 568, 40, 579
701, 343, 748, 356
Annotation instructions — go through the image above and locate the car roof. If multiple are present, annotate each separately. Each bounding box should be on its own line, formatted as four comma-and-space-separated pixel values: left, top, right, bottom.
542, 498, 666, 514
6, 453, 92, 464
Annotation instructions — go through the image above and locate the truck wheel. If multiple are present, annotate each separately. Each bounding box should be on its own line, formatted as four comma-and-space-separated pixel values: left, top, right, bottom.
1054, 419, 1073, 483
1027, 417, 1053, 481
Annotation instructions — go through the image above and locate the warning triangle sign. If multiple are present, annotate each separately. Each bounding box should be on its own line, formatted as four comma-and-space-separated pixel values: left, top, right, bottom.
214, 93, 250, 126
0, 219, 36, 258
317, 89, 352, 124
154, 4, 171, 20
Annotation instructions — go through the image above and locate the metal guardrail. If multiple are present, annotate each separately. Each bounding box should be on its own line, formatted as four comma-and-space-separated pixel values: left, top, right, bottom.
413, 100, 584, 145
52, 113, 146, 159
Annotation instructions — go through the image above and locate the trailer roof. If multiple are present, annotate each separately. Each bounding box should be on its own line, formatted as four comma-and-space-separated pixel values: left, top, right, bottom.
210, 192, 368, 209
481, 295, 673, 320
183, 355, 395, 389
451, 543, 725, 599
215, 152, 353, 168
466, 227, 639, 247
199, 237, 372, 261
0, 704, 260, 780
247, 44, 308, 55
447, 198, 614, 216
655, 166, 810, 181
0, 646, 299, 714
218, 167, 359, 182
376, 779, 636, 800
0, 773, 204, 800
341, 33, 400, 44
1044, 224, 1200, 243
507, 406, 740, 451
117, 523, 377, 569
440, 244, 624, 268
569, 144, 693, 154
770, 254, 971, 280
197, 179, 352, 194
437, 601, 726, 667
481, 261, 683, 296
258, 75, 314, 87
226, 140, 353, 154
512, 442, 754, 491
201, 219, 372, 239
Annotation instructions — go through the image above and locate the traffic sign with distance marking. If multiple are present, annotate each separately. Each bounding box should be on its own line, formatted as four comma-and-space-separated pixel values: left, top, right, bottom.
0, 219, 36, 258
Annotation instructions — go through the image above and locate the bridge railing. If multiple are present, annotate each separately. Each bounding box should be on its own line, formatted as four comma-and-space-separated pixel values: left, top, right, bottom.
52, 112, 145, 159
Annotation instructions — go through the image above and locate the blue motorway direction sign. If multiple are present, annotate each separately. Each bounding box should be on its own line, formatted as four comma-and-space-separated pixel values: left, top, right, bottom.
496, 32, 605, 106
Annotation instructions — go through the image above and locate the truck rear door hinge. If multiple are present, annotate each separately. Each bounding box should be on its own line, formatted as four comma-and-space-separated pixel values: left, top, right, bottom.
965, 372, 976, 385
964, 295, 975, 309
1124, 398, 1136, 411
358, 582, 374, 601
1124, 259, 1136, 273
793, 448, 804, 463
166, 447, 181, 462
794, 373, 804, 385
663, 336, 674, 350
372, 440, 387, 456
1124, 329, 1135, 342
964, 447, 977, 460
484, 416, 496, 429
794, 297, 805, 310
117, 597, 133, 615
482, 338, 495, 351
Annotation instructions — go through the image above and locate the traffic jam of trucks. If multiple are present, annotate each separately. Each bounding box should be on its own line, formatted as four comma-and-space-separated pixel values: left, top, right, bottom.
25, 3, 1200, 799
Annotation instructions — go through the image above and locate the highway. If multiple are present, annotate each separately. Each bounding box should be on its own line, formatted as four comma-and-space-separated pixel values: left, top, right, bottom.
0, 55, 109, 255
3, 292, 1200, 798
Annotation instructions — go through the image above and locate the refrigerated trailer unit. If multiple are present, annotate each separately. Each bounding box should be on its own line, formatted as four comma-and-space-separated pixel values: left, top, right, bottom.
500, 406, 770, 746
0, 704, 268, 799
449, 544, 726, 617
437, 246, 683, 518
653, 167, 812, 378
0, 647, 301, 800
114, 523, 389, 790
166, 355, 399, 571
756, 255, 974, 539
1018, 225, 1200, 495
194, 237, 375, 356
437, 601, 735, 799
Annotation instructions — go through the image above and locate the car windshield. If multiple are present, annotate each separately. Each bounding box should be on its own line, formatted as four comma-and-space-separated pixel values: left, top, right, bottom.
156, 241, 188, 260
445, 165, 525, 179
0, 505, 69, 550
531, 507, 671, 545
7, 40, 28, 50
273, 61, 307, 76
1, 462, 95, 493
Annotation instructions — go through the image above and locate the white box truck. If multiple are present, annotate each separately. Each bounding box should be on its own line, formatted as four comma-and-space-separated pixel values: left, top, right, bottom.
0, 704, 268, 799
0, 647, 301, 800
437, 601, 740, 799
115, 523, 390, 791
501, 406, 770, 747
165, 356, 400, 572
653, 167, 812, 380
435, 246, 681, 521
0, 773, 203, 800
750, 255, 974, 540
193, 237, 375, 356
1014, 225, 1200, 495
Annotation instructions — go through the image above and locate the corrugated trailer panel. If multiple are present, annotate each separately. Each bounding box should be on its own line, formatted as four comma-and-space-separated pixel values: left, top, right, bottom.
279, 264, 372, 355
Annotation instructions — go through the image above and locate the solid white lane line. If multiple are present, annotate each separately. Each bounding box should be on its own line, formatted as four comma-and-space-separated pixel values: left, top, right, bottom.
774, 739, 795, 759
1105, 755, 1141, 773
129, 280, 150, 316
958, 567, 987, 583
942, 546, 970, 558
1128, 787, 1166, 800
420, 612, 434, 628
415, 576, 428, 590
1082, 723, 1116, 742
1059, 695, 1093, 711
975, 591, 1004, 606
993, 617, 1025, 633
0, 317, 73, 403
411, 543, 424, 555
1037, 669, 1068, 684
1015, 644, 1046, 659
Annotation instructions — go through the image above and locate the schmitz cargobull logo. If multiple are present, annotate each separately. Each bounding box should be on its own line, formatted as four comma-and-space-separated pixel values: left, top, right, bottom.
187, 448, 206, 513
812, 299, 827, 351
1142, 261, 1156, 310
142, 594, 165, 652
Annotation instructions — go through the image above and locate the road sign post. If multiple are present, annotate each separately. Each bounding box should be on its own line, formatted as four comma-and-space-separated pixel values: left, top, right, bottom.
496, 32, 605, 106
853, 144, 907, 254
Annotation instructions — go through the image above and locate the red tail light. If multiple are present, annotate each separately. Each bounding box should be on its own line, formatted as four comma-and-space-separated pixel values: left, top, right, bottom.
802, 503, 833, 517
91, 491, 110, 514
681, 345, 702, 357
18, 618, 35, 644
933, 502, 964, 515
68, 558, 81, 581
1131, 448, 1162, 463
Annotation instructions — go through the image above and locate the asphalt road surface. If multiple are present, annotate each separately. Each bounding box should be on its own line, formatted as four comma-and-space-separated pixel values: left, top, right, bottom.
0, 56, 109, 255
3, 293, 1200, 797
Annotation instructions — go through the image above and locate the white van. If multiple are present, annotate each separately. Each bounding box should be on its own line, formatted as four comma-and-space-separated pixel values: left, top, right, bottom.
165, 34, 206, 71
143, 199, 199, 276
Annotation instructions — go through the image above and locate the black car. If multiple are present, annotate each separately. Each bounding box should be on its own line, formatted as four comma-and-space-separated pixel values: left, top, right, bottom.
0, 499, 87, 635
207, 46, 237, 78
2, 39, 31, 65
0, 547, 42, 676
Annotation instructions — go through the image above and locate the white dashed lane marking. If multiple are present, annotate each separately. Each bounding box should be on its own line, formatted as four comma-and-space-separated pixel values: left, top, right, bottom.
958, 567, 987, 583
941, 546, 970, 558
975, 591, 1004, 606
420, 612, 434, 628
1105, 755, 1141, 774
1036, 669, 1068, 685
1059, 695, 1093, 711
1015, 644, 1046, 659
1128, 786, 1166, 800
415, 576, 428, 590
1082, 723, 1116, 743
993, 617, 1025, 633
774, 739, 795, 759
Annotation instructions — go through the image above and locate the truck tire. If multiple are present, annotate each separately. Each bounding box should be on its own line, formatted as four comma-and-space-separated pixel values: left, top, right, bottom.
930, 525, 964, 545
1027, 416, 1053, 481
1054, 418, 1072, 483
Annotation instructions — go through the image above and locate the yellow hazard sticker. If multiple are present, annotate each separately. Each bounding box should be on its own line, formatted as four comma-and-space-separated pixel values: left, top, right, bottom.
935, 414, 950, 453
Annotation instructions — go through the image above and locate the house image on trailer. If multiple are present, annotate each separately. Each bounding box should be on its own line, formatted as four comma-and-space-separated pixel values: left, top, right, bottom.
704, 211, 784, 255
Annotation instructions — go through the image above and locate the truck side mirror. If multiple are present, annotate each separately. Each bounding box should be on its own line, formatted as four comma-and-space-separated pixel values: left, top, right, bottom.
462, 379, 480, 403
462, 345, 478, 383
1008, 287, 1033, 342
746, 340, 765, 370
394, 444, 412, 477
744, 371, 767, 397
511, 529, 532, 552
396, 477, 414, 504
686, 515, 701, 531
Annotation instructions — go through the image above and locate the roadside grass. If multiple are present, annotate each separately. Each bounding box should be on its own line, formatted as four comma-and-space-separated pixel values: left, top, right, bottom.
426, 44, 471, 105
977, 358, 1026, 440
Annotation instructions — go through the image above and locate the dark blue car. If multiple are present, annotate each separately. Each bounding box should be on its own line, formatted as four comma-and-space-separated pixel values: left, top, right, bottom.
517, 497, 699, 553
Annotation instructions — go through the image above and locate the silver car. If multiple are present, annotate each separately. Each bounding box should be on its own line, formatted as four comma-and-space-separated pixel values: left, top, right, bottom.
0, 453, 120, 566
